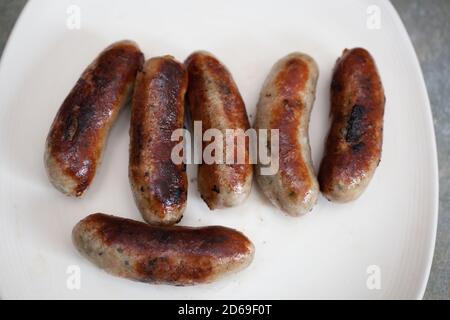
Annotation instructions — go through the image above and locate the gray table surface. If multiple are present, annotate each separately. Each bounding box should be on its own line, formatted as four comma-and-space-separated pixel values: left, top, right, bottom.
0, 0, 448, 300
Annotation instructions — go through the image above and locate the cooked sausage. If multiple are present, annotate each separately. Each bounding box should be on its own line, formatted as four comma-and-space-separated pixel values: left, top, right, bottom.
185, 51, 253, 209
318, 48, 385, 202
45, 40, 144, 197
254, 53, 319, 216
72, 213, 255, 285
129, 56, 188, 225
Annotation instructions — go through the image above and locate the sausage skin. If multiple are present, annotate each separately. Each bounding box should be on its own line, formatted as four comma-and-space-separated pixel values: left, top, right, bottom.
45, 40, 144, 197
254, 53, 319, 216
72, 213, 255, 285
185, 51, 253, 209
318, 48, 385, 202
129, 56, 188, 225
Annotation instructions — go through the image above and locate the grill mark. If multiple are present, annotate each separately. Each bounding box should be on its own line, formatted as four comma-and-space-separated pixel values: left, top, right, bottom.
63, 105, 80, 141
212, 185, 220, 193
331, 79, 342, 92
345, 104, 365, 145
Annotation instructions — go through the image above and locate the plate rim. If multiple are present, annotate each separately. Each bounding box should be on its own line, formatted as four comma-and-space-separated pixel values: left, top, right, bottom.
383, 0, 439, 300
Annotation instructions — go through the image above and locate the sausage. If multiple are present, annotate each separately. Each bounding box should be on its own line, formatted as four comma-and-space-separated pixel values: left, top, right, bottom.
185, 51, 253, 209
129, 56, 188, 225
44, 40, 144, 197
72, 213, 255, 285
254, 53, 319, 216
318, 48, 385, 202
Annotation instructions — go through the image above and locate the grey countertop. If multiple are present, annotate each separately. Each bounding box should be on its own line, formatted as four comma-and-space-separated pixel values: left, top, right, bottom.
391, 0, 449, 300
0, 0, 448, 299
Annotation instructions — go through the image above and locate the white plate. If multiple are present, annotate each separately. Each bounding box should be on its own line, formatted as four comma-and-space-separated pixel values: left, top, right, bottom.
0, 0, 438, 299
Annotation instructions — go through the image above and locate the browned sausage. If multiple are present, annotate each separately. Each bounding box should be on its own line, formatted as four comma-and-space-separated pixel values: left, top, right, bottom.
72, 213, 255, 285
318, 48, 385, 202
45, 40, 144, 197
254, 53, 319, 216
129, 56, 188, 225
185, 51, 253, 209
